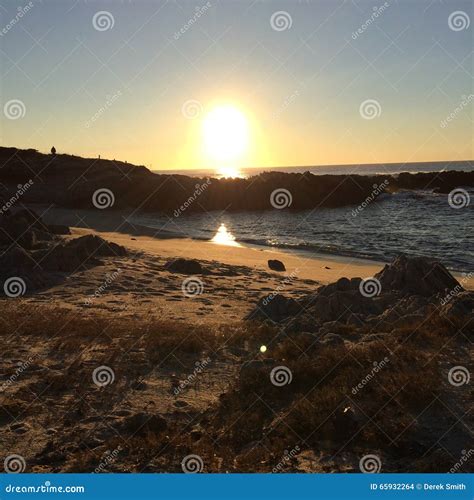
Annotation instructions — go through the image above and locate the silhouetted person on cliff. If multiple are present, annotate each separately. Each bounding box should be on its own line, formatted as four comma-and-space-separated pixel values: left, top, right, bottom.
51, 146, 56, 155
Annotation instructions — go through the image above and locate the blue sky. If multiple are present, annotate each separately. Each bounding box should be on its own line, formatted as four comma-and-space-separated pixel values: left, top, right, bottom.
1, 0, 472, 170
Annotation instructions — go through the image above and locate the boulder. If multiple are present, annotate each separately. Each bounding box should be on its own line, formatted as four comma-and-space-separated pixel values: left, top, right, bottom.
116, 412, 167, 437
245, 294, 301, 322
38, 235, 126, 272
165, 258, 203, 274
268, 259, 286, 272
375, 255, 460, 297
0, 246, 52, 293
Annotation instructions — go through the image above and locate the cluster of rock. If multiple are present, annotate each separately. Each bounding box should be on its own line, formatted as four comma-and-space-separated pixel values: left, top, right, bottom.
245, 255, 473, 335
0, 209, 126, 295
2, 147, 472, 213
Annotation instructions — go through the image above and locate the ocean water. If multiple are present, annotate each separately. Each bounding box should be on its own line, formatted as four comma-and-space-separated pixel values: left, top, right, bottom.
130, 188, 473, 273
153, 160, 474, 178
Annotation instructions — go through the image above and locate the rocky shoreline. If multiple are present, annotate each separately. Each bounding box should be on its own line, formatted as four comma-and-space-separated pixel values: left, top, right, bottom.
1, 147, 473, 213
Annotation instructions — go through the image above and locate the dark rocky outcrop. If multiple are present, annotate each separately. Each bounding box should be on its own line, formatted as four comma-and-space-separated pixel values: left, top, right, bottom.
245, 294, 301, 322
268, 259, 286, 272
2, 147, 472, 213
245, 255, 472, 334
374, 255, 460, 297
38, 235, 126, 272
165, 258, 203, 275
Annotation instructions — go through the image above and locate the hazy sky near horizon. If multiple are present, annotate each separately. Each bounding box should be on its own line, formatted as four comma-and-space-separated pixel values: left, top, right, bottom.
1, 0, 473, 171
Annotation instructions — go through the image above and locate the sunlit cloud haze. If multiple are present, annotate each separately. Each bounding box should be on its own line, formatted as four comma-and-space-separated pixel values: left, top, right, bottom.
1, 0, 472, 171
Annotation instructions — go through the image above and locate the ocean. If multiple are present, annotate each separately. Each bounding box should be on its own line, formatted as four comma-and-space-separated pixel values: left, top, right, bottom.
136, 162, 473, 272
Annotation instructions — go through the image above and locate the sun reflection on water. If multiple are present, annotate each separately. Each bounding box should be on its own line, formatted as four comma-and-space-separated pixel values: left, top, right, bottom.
211, 223, 241, 247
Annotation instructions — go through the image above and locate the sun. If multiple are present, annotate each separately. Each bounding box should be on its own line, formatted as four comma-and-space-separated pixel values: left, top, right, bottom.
202, 105, 249, 163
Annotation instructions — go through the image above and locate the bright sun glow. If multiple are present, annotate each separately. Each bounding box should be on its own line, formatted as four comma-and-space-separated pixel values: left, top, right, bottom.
203, 106, 249, 164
